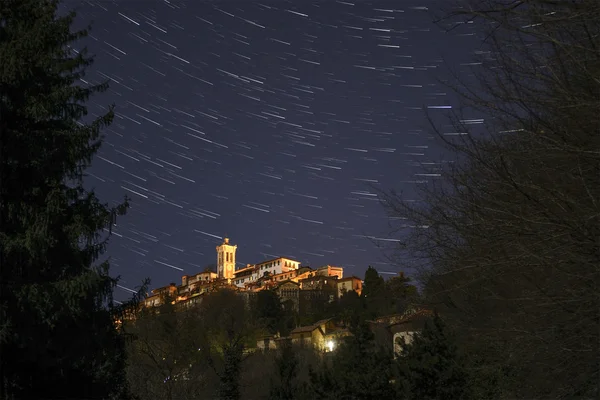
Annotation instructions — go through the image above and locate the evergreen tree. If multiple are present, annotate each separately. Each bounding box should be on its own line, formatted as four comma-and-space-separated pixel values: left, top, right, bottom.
337, 288, 365, 325
362, 266, 385, 297
393, 313, 471, 400
361, 266, 386, 318
0, 1, 133, 398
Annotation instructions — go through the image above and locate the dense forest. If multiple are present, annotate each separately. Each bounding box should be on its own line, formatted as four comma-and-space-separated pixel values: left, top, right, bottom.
0, 0, 598, 399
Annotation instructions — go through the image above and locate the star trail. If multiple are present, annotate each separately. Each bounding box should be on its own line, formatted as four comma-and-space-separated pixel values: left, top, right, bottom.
64, 0, 478, 300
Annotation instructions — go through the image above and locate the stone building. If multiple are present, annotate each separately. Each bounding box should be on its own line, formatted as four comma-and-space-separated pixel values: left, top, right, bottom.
274, 280, 301, 311
336, 276, 363, 298
216, 237, 237, 280
139, 237, 360, 318
289, 318, 350, 352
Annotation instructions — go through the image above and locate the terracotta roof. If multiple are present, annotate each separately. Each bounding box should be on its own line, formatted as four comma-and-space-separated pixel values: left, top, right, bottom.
291, 325, 319, 334
291, 318, 332, 334
337, 276, 362, 282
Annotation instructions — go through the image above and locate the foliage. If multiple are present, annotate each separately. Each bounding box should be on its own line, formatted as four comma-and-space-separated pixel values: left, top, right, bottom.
381, 0, 600, 398
308, 321, 395, 400
125, 289, 258, 400
197, 289, 254, 400
336, 289, 365, 325
385, 273, 418, 315
297, 288, 338, 326
268, 341, 300, 400
0, 1, 136, 398
362, 266, 385, 299
125, 275, 448, 400
393, 313, 473, 400
360, 266, 419, 319
252, 289, 284, 335
124, 298, 211, 400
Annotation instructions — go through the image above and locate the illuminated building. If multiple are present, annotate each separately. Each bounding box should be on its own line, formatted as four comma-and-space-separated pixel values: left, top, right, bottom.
232, 256, 301, 288
138, 237, 360, 315
336, 276, 363, 297
289, 318, 351, 352
216, 237, 237, 280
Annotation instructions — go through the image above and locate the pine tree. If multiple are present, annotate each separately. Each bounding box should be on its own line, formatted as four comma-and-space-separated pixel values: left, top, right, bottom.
0, 1, 133, 398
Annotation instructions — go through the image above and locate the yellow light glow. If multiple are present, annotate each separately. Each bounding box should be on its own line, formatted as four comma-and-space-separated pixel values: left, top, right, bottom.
326, 340, 335, 352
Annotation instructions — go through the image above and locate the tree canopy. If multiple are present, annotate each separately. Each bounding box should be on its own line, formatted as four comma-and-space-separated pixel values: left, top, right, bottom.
0, 1, 134, 398
381, 1, 600, 398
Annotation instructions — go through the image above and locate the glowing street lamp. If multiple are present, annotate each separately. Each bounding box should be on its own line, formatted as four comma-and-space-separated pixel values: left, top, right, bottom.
326, 339, 335, 352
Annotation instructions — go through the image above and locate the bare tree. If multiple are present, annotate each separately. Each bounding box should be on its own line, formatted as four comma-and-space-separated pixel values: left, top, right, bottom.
124, 301, 212, 400
381, 1, 600, 398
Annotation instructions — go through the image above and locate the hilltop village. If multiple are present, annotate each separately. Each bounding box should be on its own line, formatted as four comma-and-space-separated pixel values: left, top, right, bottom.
135, 237, 430, 355
142, 237, 363, 312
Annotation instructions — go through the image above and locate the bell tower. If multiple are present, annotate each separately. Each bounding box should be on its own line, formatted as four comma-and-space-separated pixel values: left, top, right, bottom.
216, 237, 237, 280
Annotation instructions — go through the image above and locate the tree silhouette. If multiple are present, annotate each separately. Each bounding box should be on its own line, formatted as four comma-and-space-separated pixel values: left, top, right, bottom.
381, 1, 600, 398
0, 1, 137, 398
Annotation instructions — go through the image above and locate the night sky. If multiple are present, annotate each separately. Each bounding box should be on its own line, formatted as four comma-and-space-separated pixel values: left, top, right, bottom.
61, 1, 478, 301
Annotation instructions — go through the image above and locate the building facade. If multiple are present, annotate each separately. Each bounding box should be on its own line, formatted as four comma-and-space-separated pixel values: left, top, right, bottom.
336, 276, 363, 298
141, 237, 362, 316
216, 237, 237, 280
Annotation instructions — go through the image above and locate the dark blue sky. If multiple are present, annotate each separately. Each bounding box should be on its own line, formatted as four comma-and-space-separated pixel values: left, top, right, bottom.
64, 1, 479, 301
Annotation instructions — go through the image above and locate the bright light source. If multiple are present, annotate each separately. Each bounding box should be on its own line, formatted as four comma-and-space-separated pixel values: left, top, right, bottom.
326, 340, 335, 352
